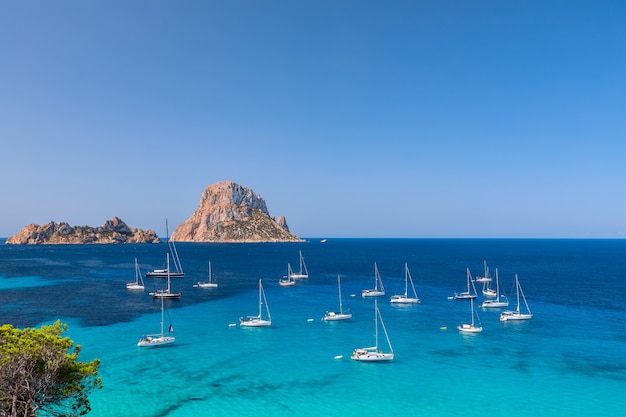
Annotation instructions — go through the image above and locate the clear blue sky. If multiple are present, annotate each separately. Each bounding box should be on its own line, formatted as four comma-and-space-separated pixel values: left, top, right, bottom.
1, 1, 625, 238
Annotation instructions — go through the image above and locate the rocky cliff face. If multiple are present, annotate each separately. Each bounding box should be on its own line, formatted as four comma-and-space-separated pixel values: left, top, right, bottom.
170, 180, 303, 242
6, 217, 161, 244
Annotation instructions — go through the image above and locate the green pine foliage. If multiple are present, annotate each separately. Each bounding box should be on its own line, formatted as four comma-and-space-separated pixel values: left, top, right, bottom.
0, 321, 101, 417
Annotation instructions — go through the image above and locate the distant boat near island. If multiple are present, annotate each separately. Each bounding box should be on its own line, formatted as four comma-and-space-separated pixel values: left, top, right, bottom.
149, 254, 181, 299
126, 258, 145, 291
288, 250, 309, 280
146, 220, 185, 278
194, 261, 218, 288
279, 263, 297, 287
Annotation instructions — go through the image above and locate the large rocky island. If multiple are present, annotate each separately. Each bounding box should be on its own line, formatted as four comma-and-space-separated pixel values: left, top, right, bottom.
170, 180, 303, 242
6, 217, 160, 244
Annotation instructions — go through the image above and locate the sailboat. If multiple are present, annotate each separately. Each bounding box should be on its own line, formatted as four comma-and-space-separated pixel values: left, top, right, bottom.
323, 275, 352, 321
126, 258, 145, 290
482, 281, 497, 298
454, 268, 477, 299
194, 261, 218, 288
477, 260, 496, 296
481, 268, 509, 308
351, 297, 394, 362
149, 253, 181, 299
278, 263, 296, 287
240, 279, 272, 327
362, 262, 385, 297
475, 260, 492, 283
289, 250, 309, 279
146, 220, 184, 278
500, 274, 532, 321
390, 263, 420, 304
137, 293, 175, 347
458, 297, 483, 333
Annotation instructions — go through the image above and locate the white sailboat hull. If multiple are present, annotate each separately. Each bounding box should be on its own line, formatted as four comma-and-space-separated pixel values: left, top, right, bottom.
239, 318, 272, 327
390, 295, 420, 304
322, 312, 352, 321
278, 279, 295, 287
126, 283, 144, 290
289, 273, 308, 280
137, 335, 175, 347
351, 348, 394, 362
362, 290, 385, 297
482, 289, 497, 297
150, 291, 181, 299
195, 282, 218, 288
500, 312, 532, 321
146, 271, 185, 278
482, 300, 509, 308
457, 324, 483, 333
454, 293, 476, 300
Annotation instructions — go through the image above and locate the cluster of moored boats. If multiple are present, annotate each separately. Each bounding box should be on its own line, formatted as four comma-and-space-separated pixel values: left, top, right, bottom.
130, 247, 532, 360
451, 260, 533, 333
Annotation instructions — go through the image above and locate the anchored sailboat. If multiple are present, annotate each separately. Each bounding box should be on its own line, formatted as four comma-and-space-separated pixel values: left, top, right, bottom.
149, 253, 181, 299
240, 279, 272, 327
289, 250, 309, 280
458, 297, 483, 333
454, 268, 477, 300
351, 297, 394, 362
481, 268, 508, 308
500, 274, 532, 321
475, 260, 492, 283
323, 275, 352, 321
362, 262, 385, 297
390, 263, 420, 304
126, 258, 145, 290
137, 294, 175, 347
279, 263, 296, 287
194, 261, 218, 288
146, 220, 184, 278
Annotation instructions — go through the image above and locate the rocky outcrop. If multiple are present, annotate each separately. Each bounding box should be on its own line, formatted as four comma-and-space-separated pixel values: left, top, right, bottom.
170, 180, 303, 242
6, 217, 161, 244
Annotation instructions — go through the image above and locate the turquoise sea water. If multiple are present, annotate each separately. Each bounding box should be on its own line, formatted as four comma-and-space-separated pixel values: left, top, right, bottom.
1, 239, 625, 416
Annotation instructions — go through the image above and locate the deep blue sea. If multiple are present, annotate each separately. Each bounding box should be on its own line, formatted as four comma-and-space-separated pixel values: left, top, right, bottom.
1, 238, 625, 416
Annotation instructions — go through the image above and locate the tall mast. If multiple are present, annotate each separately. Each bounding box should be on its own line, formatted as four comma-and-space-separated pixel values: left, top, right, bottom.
160, 293, 165, 337
374, 297, 379, 349
338, 275, 343, 313
166, 253, 171, 293
515, 275, 520, 313
258, 279, 263, 318
404, 263, 409, 297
